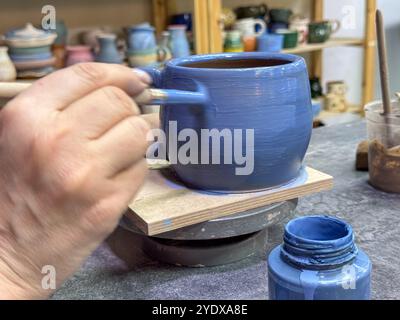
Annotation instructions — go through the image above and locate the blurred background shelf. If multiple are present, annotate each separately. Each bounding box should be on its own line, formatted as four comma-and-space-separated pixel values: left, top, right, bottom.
282, 38, 365, 54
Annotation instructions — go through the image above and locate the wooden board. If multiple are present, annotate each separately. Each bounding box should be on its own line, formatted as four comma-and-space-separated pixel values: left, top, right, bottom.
127, 167, 333, 236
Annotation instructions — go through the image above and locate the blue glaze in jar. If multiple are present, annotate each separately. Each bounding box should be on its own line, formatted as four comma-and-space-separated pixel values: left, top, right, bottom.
268, 215, 371, 300
146, 52, 312, 192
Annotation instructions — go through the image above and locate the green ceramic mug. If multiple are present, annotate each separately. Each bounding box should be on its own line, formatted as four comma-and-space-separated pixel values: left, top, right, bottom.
308, 20, 340, 43
275, 29, 298, 49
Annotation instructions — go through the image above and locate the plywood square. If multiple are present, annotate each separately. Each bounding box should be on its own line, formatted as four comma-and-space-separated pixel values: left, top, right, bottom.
127, 167, 333, 236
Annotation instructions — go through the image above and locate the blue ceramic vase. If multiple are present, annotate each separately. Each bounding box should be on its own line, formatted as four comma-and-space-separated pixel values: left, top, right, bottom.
127, 23, 157, 52
168, 25, 190, 58
268, 215, 371, 300
95, 34, 122, 64
144, 52, 313, 192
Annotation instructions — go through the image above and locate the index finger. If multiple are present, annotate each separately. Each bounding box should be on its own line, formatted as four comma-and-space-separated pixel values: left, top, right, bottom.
16, 63, 152, 111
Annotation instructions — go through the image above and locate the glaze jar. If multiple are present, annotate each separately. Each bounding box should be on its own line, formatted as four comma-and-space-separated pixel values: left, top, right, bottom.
268, 215, 371, 300
145, 52, 313, 192
365, 100, 400, 193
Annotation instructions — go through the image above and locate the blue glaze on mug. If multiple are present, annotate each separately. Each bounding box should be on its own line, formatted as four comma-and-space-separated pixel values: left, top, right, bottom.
268, 215, 371, 300
146, 52, 313, 192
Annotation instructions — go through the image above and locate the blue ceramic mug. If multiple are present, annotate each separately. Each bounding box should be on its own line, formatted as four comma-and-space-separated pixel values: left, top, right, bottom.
257, 33, 284, 52
143, 52, 313, 192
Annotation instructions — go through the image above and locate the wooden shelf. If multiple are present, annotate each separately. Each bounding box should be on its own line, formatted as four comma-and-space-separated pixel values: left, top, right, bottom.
282, 38, 365, 54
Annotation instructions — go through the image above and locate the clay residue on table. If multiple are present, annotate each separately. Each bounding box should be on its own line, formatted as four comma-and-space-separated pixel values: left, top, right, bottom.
369, 139, 400, 193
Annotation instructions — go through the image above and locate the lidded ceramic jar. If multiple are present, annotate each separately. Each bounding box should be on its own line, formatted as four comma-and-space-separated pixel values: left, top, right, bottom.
268, 215, 371, 300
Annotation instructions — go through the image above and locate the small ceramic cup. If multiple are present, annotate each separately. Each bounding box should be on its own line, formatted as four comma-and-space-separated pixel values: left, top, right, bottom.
275, 29, 298, 49
308, 20, 340, 43
257, 33, 284, 52
234, 18, 266, 37
223, 30, 243, 53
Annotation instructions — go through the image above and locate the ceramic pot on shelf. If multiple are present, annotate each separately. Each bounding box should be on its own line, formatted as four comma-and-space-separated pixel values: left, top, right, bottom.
269, 8, 293, 24
289, 15, 309, 44
65, 45, 94, 66
127, 23, 157, 52
142, 52, 313, 192
0, 46, 17, 81
257, 33, 284, 52
168, 25, 190, 58
171, 13, 193, 32
235, 4, 268, 20
308, 20, 340, 43
95, 33, 122, 64
223, 30, 243, 53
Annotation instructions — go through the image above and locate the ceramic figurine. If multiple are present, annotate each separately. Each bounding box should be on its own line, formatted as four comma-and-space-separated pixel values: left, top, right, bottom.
168, 25, 190, 58
0, 46, 17, 81
95, 33, 122, 64
143, 52, 313, 192
289, 15, 309, 44
65, 45, 94, 66
221, 7, 237, 30
324, 80, 348, 112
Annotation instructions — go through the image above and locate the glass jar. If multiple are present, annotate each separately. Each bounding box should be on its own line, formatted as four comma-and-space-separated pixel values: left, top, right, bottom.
365, 100, 400, 193
268, 215, 371, 300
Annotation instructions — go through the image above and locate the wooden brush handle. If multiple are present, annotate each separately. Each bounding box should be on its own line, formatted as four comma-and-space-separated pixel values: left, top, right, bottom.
0, 82, 31, 98
376, 9, 392, 115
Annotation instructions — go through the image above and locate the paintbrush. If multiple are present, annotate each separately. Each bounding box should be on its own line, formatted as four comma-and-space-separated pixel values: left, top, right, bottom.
0, 82, 171, 170
376, 9, 394, 147
0, 81, 170, 106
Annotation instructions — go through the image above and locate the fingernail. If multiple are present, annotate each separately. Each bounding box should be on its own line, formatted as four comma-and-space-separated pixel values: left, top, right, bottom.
132, 68, 152, 85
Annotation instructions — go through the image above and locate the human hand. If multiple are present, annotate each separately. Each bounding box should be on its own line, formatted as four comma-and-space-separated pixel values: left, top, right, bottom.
0, 63, 152, 299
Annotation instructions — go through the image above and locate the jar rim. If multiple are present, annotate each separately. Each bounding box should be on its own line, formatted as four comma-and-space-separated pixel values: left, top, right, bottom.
365, 99, 400, 120
281, 215, 357, 270
285, 215, 352, 245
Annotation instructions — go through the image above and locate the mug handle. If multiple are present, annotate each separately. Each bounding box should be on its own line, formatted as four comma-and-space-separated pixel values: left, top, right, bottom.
254, 19, 267, 37
139, 67, 208, 106
330, 19, 341, 34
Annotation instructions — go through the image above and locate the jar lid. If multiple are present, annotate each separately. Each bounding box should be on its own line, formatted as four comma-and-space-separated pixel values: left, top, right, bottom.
5, 23, 57, 48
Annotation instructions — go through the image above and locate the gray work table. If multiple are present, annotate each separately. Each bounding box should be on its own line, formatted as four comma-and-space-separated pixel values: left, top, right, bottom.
53, 120, 400, 300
